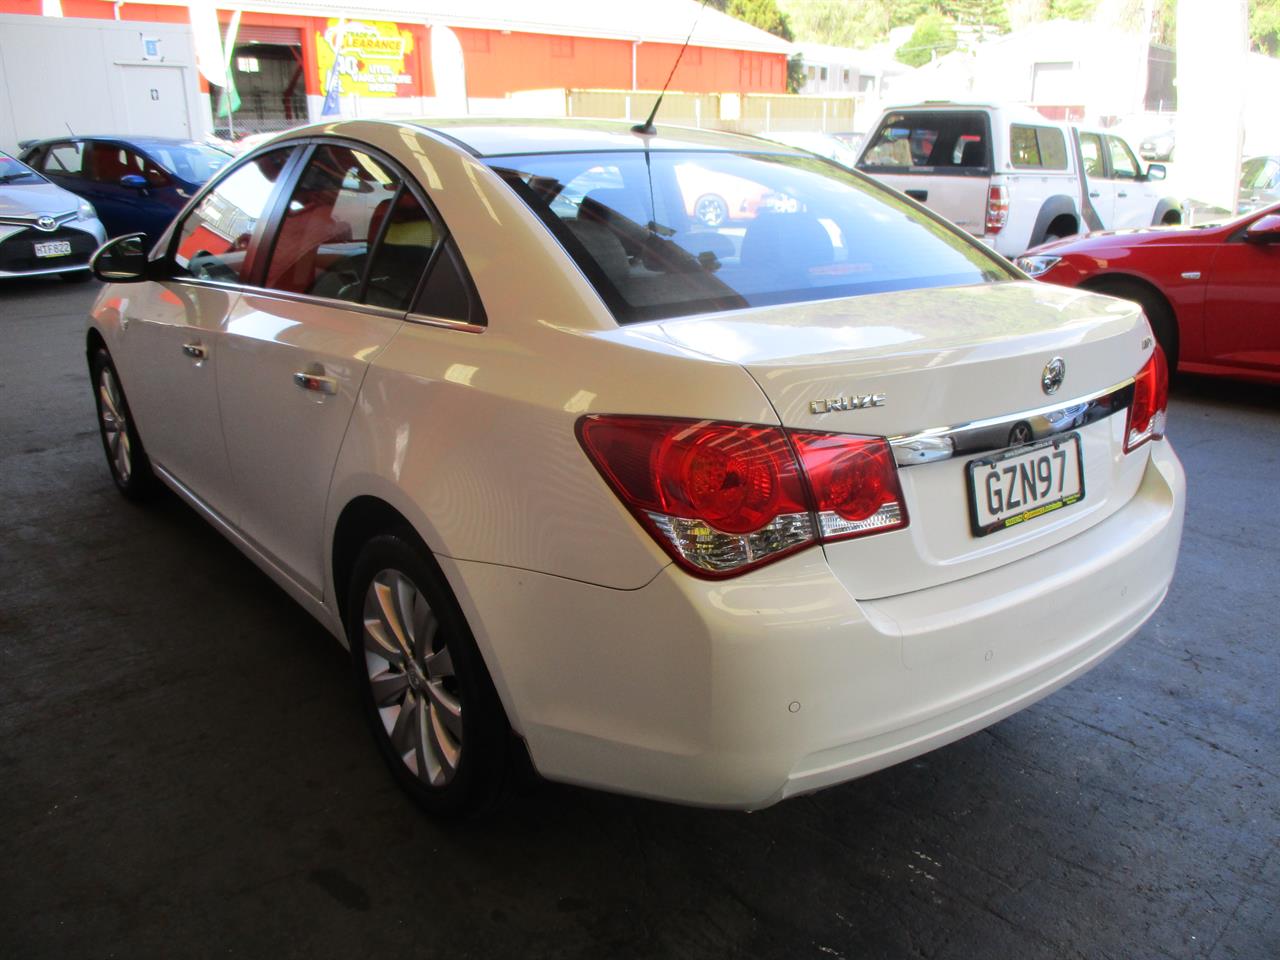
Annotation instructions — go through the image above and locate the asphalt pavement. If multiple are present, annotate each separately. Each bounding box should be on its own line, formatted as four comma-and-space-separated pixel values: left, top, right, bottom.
1, 277, 1276, 960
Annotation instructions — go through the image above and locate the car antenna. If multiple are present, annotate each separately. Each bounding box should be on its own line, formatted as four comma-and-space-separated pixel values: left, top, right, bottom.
65, 122, 75, 136
632, 0, 710, 137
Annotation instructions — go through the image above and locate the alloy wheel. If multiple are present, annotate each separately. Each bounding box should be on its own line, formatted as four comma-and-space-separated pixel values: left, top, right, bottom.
98, 367, 132, 485
361, 569, 463, 786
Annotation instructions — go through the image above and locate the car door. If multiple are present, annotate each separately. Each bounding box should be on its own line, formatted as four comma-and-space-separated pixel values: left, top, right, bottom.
83, 141, 178, 241
216, 141, 439, 598
1104, 135, 1150, 229
118, 145, 301, 525
1078, 132, 1114, 227
1202, 219, 1280, 370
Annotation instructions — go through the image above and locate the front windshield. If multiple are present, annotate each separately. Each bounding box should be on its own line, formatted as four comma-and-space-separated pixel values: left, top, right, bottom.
142, 142, 231, 184
490, 149, 1017, 324
0, 151, 44, 185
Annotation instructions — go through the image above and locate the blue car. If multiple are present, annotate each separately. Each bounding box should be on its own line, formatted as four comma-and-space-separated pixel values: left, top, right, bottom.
18, 136, 231, 242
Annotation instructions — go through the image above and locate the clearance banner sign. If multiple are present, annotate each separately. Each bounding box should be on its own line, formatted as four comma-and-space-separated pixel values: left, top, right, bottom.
316, 20, 416, 97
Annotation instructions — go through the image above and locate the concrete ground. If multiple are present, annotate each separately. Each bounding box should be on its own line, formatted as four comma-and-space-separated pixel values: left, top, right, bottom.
2, 277, 1276, 960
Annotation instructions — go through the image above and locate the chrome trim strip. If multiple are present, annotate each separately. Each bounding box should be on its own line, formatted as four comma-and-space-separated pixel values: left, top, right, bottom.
890, 378, 1135, 467
404, 312, 485, 334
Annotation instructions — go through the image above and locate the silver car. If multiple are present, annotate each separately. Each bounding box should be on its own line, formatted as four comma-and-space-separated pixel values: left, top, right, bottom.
0, 150, 106, 280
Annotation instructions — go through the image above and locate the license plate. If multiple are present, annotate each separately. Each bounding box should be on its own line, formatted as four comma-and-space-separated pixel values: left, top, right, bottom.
967, 434, 1085, 536
34, 240, 72, 258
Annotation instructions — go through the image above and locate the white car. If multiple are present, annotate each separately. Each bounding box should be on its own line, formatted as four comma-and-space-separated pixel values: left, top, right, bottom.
1, 149, 105, 279
857, 103, 1182, 257
87, 119, 1185, 814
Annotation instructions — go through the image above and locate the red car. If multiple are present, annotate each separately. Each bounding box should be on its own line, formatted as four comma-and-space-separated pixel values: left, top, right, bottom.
1016, 204, 1280, 383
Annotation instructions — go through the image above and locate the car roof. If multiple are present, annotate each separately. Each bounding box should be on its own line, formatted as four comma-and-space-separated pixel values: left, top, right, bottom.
22, 135, 211, 149
402, 118, 807, 158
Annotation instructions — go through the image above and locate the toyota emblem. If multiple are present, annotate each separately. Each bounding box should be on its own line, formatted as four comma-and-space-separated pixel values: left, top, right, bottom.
1041, 357, 1066, 395
35, 215, 57, 232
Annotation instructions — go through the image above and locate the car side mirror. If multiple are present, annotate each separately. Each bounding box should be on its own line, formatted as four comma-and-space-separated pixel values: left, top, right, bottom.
1244, 214, 1280, 244
120, 173, 148, 189
91, 233, 153, 282
1145, 163, 1167, 181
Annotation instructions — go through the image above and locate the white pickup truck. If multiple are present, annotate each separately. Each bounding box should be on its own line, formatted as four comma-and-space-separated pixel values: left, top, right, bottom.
856, 102, 1182, 258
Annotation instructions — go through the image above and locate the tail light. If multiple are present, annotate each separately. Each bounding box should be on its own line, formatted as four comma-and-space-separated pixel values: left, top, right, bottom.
985, 184, 1009, 235
577, 416, 908, 578
1124, 346, 1169, 452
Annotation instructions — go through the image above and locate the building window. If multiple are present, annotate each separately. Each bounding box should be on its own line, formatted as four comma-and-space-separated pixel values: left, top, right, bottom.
842, 69, 850, 85
551, 36, 574, 58
808, 66, 816, 80
820, 66, 828, 81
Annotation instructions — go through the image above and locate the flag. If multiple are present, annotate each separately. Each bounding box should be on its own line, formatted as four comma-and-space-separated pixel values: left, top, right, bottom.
216, 11, 242, 118
321, 20, 347, 117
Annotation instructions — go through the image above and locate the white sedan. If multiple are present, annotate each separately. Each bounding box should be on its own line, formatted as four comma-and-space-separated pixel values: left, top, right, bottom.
87, 119, 1185, 814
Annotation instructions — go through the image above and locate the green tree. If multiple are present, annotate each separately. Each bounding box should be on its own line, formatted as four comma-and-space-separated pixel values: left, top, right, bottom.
725, 0, 795, 41
1253, 0, 1280, 54
896, 12, 959, 66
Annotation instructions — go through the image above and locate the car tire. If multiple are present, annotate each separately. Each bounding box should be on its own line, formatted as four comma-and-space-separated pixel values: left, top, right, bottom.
346, 532, 510, 816
90, 346, 159, 501
1086, 278, 1179, 374
694, 194, 729, 227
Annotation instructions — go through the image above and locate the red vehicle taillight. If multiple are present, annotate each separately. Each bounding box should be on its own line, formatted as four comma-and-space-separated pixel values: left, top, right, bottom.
577, 416, 908, 578
1124, 346, 1169, 453
985, 184, 1009, 235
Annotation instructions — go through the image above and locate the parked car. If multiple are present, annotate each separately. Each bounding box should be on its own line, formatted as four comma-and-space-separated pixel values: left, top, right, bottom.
1139, 128, 1175, 162
18, 135, 231, 242
86, 118, 1184, 814
1016, 203, 1280, 383
856, 102, 1182, 257
0, 149, 106, 280
1239, 155, 1280, 214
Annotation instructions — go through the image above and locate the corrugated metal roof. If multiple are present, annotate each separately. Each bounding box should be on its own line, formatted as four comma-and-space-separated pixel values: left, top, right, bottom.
162, 0, 792, 54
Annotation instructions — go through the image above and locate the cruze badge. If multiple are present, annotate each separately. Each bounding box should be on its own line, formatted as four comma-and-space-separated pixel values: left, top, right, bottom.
35, 215, 57, 232
809, 393, 887, 415
1041, 357, 1066, 395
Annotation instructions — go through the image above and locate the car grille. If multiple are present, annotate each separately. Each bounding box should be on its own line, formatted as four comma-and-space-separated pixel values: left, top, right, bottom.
0, 226, 97, 272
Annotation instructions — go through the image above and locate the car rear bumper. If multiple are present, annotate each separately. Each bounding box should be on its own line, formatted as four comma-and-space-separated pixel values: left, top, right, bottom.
444, 439, 1185, 809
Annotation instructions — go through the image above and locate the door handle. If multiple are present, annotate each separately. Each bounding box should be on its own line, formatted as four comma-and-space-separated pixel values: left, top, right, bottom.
182, 342, 206, 360
905, 189, 928, 201
1088, 191, 1101, 198
294, 371, 338, 396
1117, 192, 1128, 198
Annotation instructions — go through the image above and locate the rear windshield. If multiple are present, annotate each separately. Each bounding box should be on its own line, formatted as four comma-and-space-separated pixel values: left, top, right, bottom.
489, 150, 1016, 324
858, 111, 991, 173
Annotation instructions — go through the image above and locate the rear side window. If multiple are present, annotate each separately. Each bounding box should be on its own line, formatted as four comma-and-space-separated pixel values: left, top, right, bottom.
173, 147, 294, 283
858, 111, 990, 172
1009, 125, 1068, 170
1079, 133, 1104, 178
44, 142, 86, 177
492, 149, 1017, 324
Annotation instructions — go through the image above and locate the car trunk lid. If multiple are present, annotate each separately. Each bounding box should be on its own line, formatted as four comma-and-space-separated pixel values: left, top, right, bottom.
644, 281, 1156, 598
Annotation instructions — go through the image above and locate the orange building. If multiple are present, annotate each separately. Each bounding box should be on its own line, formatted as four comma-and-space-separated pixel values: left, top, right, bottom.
0, 0, 791, 136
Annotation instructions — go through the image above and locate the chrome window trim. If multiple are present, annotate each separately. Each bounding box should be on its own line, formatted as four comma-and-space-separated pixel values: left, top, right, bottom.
404, 312, 485, 334
158, 276, 410, 322
890, 378, 1135, 467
